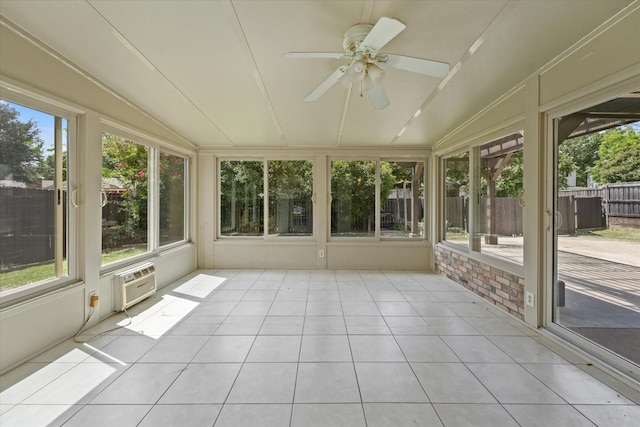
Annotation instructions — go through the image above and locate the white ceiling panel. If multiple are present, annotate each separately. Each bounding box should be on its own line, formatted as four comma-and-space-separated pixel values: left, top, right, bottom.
0, 0, 633, 149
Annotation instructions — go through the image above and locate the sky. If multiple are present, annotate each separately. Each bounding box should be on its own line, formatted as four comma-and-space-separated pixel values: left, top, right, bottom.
4, 100, 63, 152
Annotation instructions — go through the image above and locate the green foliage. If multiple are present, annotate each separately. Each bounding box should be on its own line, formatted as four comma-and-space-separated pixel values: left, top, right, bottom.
590, 126, 640, 184
330, 160, 395, 233
558, 134, 602, 187
102, 133, 149, 243
495, 152, 524, 197
0, 102, 44, 186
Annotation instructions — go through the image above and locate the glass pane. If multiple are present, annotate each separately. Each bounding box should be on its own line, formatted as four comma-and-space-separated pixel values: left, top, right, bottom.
0, 101, 67, 291
474, 134, 524, 264
443, 153, 469, 246
220, 160, 264, 236
268, 160, 313, 236
553, 93, 640, 366
159, 152, 186, 246
381, 161, 425, 239
331, 160, 376, 237
101, 133, 149, 265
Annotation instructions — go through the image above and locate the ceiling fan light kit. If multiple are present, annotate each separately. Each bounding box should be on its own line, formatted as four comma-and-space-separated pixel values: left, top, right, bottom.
284, 17, 450, 110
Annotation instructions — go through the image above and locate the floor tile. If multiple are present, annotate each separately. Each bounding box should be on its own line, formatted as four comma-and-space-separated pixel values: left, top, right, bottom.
363, 403, 443, 427
0, 404, 82, 427
308, 289, 340, 301
341, 301, 380, 315
22, 361, 125, 405
504, 404, 596, 427
345, 316, 391, 334
138, 335, 208, 363
355, 362, 428, 402
291, 403, 366, 427
303, 316, 346, 334
339, 290, 374, 302
214, 404, 292, 427
168, 315, 226, 335
139, 404, 221, 427
246, 335, 301, 362
242, 289, 277, 301
349, 335, 406, 362
410, 302, 458, 317
396, 336, 459, 362
433, 403, 519, 427
226, 363, 297, 403
306, 301, 343, 316
215, 316, 265, 335
230, 301, 272, 316
159, 363, 241, 404
399, 290, 437, 301
299, 335, 352, 362
61, 404, 152, 427
0, 362, 76, 404
523, 363, 635, 404
385, 316, 435, 335
467, 363, 564, 404
376, 301, 418, 316
259, 316, 305, 335
574, 404, 640, 427
461, 316, 527, 335
192, 301, 238, 316
192, 336, 254, 362
88, 363, 184, 404
295, 362, 360, 403
424, 317, 480, 335
411, 363, 496, 403
209, 290, 247, 302
268, 301, 306, 316
446, 302, 496, 317
488, 336, 569, 363
369, 290, 405, 301
441, 336, 513, 362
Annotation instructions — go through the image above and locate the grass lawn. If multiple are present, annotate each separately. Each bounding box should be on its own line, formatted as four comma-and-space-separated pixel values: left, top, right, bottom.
1, 247, 147, 292
578, 228, 640, 243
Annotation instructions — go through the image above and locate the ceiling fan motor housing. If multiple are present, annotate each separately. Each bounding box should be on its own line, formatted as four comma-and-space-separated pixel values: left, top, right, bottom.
343, 24, 374, 54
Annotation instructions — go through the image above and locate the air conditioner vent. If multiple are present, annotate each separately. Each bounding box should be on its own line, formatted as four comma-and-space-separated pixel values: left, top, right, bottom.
114, 262, 157, 311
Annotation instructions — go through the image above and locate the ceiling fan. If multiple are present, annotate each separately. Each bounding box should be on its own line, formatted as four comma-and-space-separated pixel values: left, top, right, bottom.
283, 17, 450, 109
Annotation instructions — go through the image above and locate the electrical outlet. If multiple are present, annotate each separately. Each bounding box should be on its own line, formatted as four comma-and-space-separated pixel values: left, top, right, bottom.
89, 291, 99, 307
525, 291, 535, 308
319, 250, 325, 258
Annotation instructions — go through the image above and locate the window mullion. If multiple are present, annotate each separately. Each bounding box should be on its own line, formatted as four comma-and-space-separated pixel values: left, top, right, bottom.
54, 116, 64, 278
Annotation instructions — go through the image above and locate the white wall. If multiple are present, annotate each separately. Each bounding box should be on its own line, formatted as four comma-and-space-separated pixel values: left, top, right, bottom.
0, 25, 198, 374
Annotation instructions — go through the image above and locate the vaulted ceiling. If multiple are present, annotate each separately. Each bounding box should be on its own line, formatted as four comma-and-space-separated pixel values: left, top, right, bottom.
0, 0, 632, 149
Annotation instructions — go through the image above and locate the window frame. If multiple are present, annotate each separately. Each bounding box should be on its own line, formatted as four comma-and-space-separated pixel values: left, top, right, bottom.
216, 156, 316, 240
100, 123, 191, 272
0, 90, 80, 307
328, 156, 429, 242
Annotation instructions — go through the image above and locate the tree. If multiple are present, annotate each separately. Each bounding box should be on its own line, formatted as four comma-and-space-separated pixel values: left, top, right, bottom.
331, 160, 395, 233
495, 151, 524, 197
590, 126, 640, 184
102, 133, 149, 242
558, 133, 602, 187
0, 102, 44, 186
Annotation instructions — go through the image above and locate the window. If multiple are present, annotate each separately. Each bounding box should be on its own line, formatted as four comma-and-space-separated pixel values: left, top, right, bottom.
475, 133, 525, 264
381, 161, 425, 239
443, 152, 470, 247
101, 133, 149, 265
159, 151, 187, 246
330, 159, 426, 239
331, 160, 377, 237
219, 159, 314, 238
268, 160, 313, 236
0, 100, 73, 295
220, 160, 264, 236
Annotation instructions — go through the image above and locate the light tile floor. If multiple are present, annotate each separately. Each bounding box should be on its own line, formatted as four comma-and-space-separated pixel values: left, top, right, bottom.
1, 270, 639, 426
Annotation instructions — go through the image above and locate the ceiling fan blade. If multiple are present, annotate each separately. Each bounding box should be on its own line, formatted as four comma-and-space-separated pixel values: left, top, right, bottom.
304, 66, 347, 102
383, 54, 449, 78
283, 52, 345, 59
361, 17, 406, 53
367, 82, 390, 110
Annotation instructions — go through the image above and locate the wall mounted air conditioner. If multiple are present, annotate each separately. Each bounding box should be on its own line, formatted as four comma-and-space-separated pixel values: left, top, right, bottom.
114, 262, 156, 311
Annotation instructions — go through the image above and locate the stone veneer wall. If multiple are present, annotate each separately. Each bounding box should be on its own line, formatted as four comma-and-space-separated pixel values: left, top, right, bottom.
435, 245, 525, 320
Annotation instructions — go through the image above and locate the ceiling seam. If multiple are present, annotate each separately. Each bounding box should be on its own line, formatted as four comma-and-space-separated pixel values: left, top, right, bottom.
227, 0, 288, 147
0, 17, 199, 151
85, 0, 235, 147
389, 0, 519, 146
